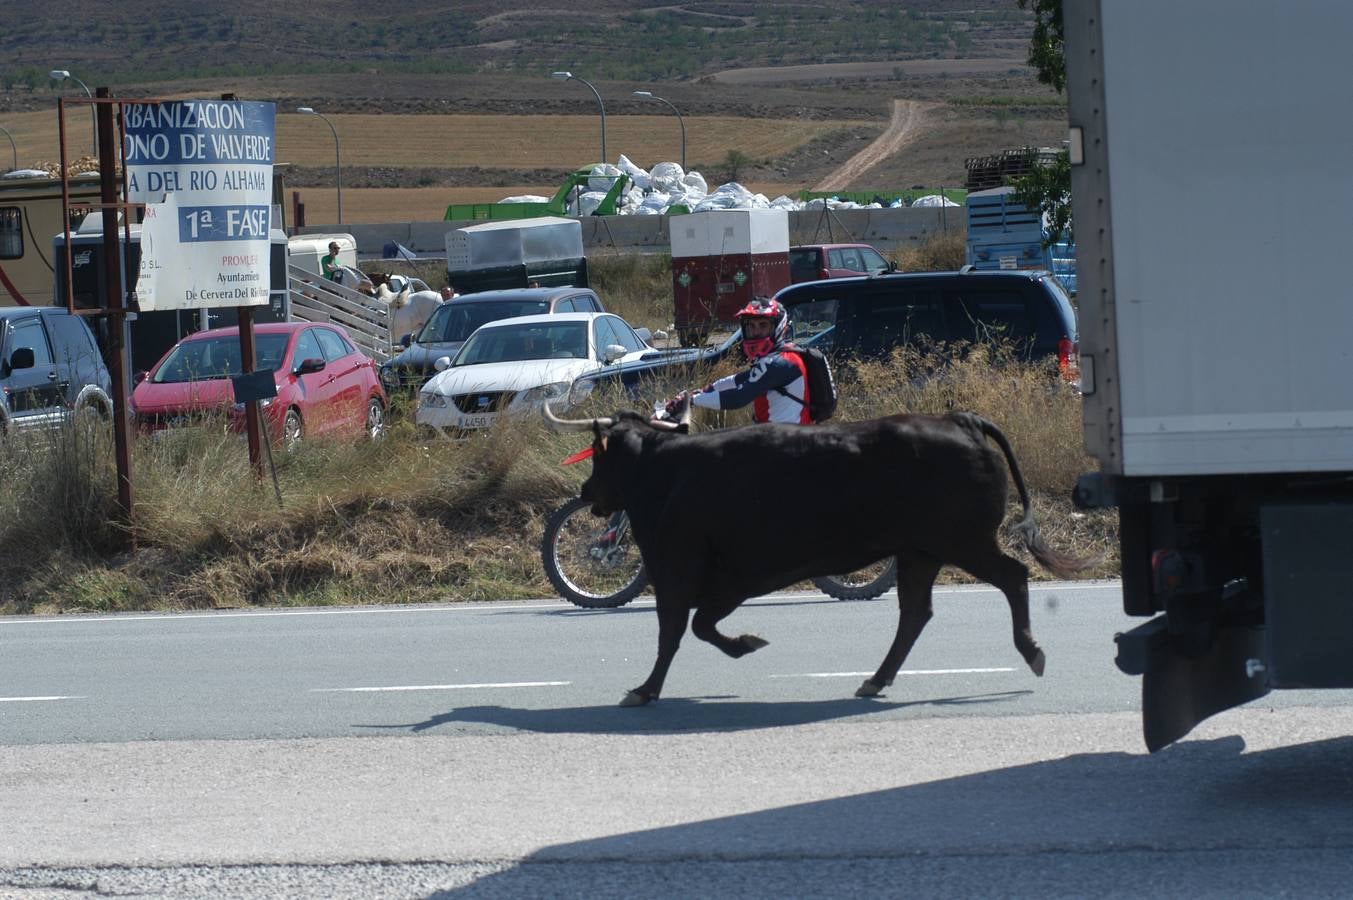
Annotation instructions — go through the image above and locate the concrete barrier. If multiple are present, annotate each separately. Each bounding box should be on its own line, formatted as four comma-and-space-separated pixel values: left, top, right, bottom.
299, 207, 965, 261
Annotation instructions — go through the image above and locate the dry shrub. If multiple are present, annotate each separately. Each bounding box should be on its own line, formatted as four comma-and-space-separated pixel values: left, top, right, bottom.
0, 334, 1117, 613
586, 250, 674, 335
899, 230, 967, 272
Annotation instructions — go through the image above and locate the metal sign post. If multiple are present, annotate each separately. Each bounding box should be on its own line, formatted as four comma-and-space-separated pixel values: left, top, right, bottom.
95, 87, 134, 540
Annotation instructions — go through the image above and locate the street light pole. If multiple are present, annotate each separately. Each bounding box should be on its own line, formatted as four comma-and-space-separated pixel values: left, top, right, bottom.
297, 107, 342, 224
0, 124, 16, 172
633, 91, 686, 171
49, 69, 96, 156
552, 71, 607, 165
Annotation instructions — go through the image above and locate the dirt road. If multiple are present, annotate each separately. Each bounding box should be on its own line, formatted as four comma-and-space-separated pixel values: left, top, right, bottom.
813, 99, 933, 191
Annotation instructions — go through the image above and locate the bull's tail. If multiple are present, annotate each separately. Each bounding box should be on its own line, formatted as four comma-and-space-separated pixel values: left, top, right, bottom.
959, 412, 1098, 579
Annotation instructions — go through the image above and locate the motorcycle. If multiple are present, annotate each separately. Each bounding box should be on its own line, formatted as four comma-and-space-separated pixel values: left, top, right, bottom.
540, 404, 897, 608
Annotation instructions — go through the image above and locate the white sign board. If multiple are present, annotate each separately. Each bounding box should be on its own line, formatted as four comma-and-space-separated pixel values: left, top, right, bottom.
125, 100, 275, 311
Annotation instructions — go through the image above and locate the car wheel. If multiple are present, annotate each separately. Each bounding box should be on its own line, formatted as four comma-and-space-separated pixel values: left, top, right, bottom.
366, 397, 386, 440
282, 408, 303, 451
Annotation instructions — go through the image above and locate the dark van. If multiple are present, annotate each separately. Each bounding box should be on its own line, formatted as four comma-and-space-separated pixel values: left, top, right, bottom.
775, 268, 1078, 371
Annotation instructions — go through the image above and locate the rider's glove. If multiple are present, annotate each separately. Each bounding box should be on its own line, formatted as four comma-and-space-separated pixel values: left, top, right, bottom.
664, 390, 691, 416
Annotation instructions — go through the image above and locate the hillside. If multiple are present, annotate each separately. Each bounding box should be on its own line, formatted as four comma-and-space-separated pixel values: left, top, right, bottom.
2, 1, 1033, 86
0, 1, 1065, 213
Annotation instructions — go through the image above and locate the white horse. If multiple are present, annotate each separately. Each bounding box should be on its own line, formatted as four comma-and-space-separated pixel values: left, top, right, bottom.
376, 275, 442, 344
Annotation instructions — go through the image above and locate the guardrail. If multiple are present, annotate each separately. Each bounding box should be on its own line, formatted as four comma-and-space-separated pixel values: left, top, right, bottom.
286, 264, 392, 362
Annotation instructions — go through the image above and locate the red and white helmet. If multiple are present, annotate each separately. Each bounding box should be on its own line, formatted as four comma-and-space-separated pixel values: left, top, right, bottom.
737, 297, 789, 360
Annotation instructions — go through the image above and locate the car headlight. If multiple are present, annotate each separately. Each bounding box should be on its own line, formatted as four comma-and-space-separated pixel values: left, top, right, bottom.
568, 378, 594, 406
231, 398, 274, 412
419, 391, 448, 409
380, 366, 399, 389
518, 382, 570, 405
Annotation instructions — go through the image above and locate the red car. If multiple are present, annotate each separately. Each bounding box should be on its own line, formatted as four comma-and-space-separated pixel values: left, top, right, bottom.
789, 243, 896, 283
131, 322, 387, 447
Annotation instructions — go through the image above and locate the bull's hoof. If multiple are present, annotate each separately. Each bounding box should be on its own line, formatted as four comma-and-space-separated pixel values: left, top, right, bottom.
741, 635, 769, 652
1029, 649, 1046, 677
620, 689, 655, 707
855, 679, 884, 698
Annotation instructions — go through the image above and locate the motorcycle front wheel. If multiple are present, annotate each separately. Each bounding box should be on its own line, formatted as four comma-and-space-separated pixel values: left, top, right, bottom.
541, 498, 648, 609
811, 558, 898, 601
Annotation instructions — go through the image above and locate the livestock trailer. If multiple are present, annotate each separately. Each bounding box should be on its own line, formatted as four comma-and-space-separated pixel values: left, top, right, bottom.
445, 216, 588, 293
965, 186, 1076, 294
671, 209, 791, 346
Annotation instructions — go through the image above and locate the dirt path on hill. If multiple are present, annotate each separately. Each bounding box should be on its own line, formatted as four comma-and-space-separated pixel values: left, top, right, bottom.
813, 99, 933, 191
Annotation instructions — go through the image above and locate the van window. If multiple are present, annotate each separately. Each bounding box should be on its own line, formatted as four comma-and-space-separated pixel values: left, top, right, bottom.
0, 207, 21, 259
949, 290, 1035, 348
851, 290, 943, 355
9, 317, 54, 366
786, 297, 838, 348
50, 314, 98, 365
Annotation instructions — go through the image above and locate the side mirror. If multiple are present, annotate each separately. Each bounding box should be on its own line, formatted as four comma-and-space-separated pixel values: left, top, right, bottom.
295, 357, 326, 375
8, 347, 34, 370
134, 370, 148, 386
887, 260, 899, 273
603, 343, 628, 363
400, 333, 413, 348
434, 355, 453, 372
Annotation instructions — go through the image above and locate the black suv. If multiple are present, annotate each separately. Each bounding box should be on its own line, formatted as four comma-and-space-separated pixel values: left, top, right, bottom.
568, 269, 1078, 404
380, 286, 606, 393
0, 307, 113, 432
776, 269, 1077, 369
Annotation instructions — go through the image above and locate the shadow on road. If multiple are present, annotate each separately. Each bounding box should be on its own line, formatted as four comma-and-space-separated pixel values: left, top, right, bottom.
355, 690, 1031, 736
429, 734, 1353, 898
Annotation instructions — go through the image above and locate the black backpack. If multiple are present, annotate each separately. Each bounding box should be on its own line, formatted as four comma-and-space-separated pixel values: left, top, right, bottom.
775, 343, 838, 422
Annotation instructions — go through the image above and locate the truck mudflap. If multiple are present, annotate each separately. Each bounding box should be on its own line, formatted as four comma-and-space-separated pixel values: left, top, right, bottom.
1116, 617, 1270, 753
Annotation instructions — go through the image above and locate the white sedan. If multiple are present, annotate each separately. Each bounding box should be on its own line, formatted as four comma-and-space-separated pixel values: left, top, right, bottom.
415, 312, 657, 434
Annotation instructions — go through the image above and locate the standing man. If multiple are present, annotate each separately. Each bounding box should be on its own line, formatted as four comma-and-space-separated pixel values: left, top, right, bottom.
321, 241, 342, 281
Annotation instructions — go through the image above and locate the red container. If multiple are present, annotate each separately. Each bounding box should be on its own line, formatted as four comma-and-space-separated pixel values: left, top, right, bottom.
670, 210, 790, 346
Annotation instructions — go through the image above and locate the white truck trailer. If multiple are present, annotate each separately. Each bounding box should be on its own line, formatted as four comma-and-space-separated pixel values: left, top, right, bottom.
1066, 0, 1353, 750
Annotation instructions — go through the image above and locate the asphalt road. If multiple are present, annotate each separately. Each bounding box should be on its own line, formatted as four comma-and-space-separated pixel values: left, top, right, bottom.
4, 582, 1353, 898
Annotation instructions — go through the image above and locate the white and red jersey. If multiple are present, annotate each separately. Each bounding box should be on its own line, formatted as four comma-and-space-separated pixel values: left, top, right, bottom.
691, 348, 812, 424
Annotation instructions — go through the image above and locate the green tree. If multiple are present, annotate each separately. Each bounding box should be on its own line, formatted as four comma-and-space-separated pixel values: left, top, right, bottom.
1019, 0, 1066, 91
1011, 0, 1071, 244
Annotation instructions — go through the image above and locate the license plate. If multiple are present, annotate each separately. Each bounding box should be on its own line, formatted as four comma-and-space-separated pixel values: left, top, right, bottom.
457, 413, 494, 429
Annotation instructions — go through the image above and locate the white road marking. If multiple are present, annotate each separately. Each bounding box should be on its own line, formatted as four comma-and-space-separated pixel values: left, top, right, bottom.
0, 582, 1123, 626
311, 681, 571, 694
0, 695, 84, 702
769, 667, 1015, 679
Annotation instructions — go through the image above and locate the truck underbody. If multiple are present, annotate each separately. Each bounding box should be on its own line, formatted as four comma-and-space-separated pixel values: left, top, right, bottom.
1077, 472, 1353, 750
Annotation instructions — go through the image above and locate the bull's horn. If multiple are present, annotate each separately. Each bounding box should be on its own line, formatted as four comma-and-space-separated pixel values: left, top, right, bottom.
649, 418, 681, 432
542, 401, 611, 432
678, 399, 693, 430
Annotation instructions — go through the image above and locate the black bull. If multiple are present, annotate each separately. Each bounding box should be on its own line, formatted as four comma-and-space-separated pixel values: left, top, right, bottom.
545, 404, 1093, 707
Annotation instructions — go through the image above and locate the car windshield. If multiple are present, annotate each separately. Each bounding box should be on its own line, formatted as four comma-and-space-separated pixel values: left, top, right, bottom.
453, 321, 588, 366
152, 334, 290, 383
416, 300, 552, 344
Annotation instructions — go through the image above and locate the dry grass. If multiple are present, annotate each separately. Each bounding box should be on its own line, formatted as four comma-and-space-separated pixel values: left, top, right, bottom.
7, 106, 867, 176
0, 251, 1115, 614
